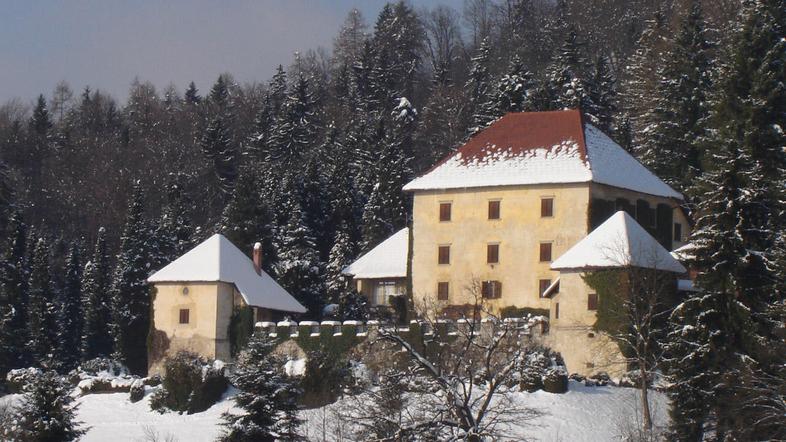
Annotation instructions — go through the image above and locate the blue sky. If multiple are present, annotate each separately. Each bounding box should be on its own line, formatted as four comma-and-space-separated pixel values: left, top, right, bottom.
0, 0, 449, 103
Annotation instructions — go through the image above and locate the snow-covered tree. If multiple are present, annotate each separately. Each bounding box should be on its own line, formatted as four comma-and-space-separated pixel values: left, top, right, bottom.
81, 227, 114, 360
219, 332, 302, 442
546, 27, 591, 112
56, 243, 83, 372
585, 54, 617, 133
110, 183, 152, 374
27, 237, 58, 369
274, 201, 326, 318
326, 223, 357, 304
266, 74, 320, 173
466, 37, 494, 131
0, 211, 29, 380
220, 167, 276, 274
636, 1, 713, 194
201, 115, 238, 196
152, 173, 194, 269
2, 371, 85, 441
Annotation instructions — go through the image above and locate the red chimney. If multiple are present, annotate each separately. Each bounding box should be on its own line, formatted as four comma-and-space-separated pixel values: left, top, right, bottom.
252, 242, 262, 275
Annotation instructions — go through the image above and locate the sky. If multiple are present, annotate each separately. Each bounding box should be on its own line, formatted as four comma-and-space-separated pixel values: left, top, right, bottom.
0, 0, 448, 104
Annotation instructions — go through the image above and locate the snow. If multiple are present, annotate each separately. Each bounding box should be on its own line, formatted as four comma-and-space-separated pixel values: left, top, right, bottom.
403, 112, 682, 200
341, 228, 409, 279
551, 211, 687, 273
284, 358, 306, 377
147, 233, 306, 313
0, 381, 669, 442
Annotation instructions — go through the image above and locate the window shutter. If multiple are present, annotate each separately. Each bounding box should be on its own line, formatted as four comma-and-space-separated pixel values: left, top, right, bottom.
539, 279, 551, 297
539, 243, 552, 262
179, 309, 190, 324
488, 200, 500, 219
487, 244, 499, 263
437, 282, 449, 300
541, 198, 554, 217
555, 302, 560, 319
438, 245, 450, 264
588, 293, 598, 311
439, 203, 452, 221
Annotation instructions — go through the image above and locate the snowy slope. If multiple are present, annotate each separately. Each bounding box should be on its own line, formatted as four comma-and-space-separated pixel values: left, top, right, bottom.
1, 382, 668, 441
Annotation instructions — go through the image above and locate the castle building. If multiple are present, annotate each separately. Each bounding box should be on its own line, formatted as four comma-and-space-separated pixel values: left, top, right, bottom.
147, 234, 305, 374
345, 109, 691, 375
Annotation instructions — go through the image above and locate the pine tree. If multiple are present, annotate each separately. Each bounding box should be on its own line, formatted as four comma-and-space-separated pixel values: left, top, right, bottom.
325, 223, 357, 304
184, 81, 201, 105
219, 332, 302, 442
3, 371, 85, 441
111, 183, 152, 374
488, 55, 539, 118
637, 0, 713, 193
81, 227, 114, 360
547, 27, 591, 112
466, 37, 493, 131
267, 74, 320, 173
201, 115, 238, 195
220, 167, 276, 274
27, 237, 58, 369
56, 243, 83, 372
274, 201, 326, 318
0, 211, 29, 380
586, 54, 617, 133
152, 173, 194, 270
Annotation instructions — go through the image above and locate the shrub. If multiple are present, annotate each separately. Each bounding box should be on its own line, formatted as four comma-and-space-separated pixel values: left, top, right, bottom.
149, 351, 228, 414
5, 368, 43, 393
389, 294, 408, 324
2, 370, 85, 441
499, 306, 550, 319
229, 306, 254, 357
514, 346, 567, 393
300, 350, 350, 407
129, 379, 146, 403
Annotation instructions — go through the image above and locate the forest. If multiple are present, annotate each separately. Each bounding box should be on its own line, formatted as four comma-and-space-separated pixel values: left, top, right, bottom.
0, 0, 784, 440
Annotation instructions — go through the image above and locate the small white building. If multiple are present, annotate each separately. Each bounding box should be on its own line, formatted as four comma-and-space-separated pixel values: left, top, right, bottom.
342, 228, 409, 306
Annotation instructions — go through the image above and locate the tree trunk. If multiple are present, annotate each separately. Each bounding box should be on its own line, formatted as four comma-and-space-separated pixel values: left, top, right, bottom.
640, 367, 653, 431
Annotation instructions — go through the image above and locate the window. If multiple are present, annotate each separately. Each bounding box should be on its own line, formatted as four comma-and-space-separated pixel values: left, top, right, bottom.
179, 309, 190, 324
588, 293, 599, 311
487, 244, 499, 264
438, 245, 451, 265
674, 223, 683, 242
439, 202, 452, 222
488, 200, 501, 220
541, 198, 554, 217
539, 279, 551, 298
481, 280, 502, 299
539, 242, 552, 262
554, 302, 560, 319
375, 281, 398, 305
437, 282, 449, 300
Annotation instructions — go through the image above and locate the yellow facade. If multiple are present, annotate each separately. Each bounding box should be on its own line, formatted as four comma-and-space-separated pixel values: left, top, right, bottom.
410, 182, 689, 376
148, 281, 240, 375
411, 183, 590, 312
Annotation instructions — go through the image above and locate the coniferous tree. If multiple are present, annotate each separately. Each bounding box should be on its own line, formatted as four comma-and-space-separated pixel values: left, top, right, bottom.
56, 243, 83, 371
184, 81, 201, 105
220, 167, 276, 274
487, 55, 539, 119
637, 1, 713, 193
81, 227, 114, 360
27, 237, 58, 369
0, 211, 29, 380
152, 173, 194, 269
201, 115, 238, 195
110, 183, 152, 374
267, 74, 320, 173
547, 27, 591, 112
219, 332, 302, 442
466, 37, 494, 131
325, 223, 357, 304
274, 201, 326, 318
586, 54, 617, 133
3, 371, 85, 441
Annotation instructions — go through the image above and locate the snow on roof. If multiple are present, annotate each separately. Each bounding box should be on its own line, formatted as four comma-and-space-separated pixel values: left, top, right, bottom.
342, 228, 409, 279
403, 110, 682, 200
551, 211, 687, 273
670, 242, 697, 261
148, 234, 306, 313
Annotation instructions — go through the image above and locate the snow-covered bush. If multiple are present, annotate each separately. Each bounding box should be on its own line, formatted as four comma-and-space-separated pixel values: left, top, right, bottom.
5, 368, 43, 394
513, 345, 567, 393
1, 370, 85, 441
300, 350, 351, 407
543, 366, 569, 393
75, 357, 129, 378
149, 351, 228, 414
129, 379, 146, 403
70, 358, 140, 396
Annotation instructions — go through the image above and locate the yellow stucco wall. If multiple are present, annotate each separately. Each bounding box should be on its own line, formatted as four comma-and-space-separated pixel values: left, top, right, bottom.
546, 271, 625, 376
411, 183, 590, 312
149, 281, 239, 375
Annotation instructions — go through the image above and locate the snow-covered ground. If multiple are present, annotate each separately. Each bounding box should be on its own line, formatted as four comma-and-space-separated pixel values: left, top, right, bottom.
1, 382, 669, 441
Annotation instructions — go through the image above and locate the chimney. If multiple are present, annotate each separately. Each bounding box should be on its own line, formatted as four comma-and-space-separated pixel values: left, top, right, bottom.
252, 242, 262, 275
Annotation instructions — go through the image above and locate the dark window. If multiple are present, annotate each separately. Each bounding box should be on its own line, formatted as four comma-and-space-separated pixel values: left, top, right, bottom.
487, 244, 499, 264
541, 198, 554, 217
439, 202, 451, 221
438, 245, 450, 265
674, 223, 682, 242
539, 279, 551, 297
555, 302, 560, 319
488, 200, 501, 220
481, 280, 502, 299
179, 309, 190, 324
588, 293, 599, 311
437, 282, 449, 300
539, 242, 552, 262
